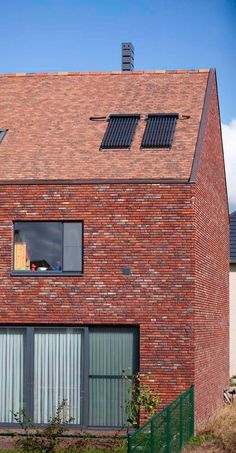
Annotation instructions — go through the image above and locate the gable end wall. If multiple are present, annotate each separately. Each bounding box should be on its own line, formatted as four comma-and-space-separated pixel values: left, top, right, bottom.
194, 75, 229, 426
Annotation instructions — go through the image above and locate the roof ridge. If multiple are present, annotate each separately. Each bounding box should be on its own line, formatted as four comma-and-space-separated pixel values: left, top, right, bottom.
0, 69, 210, 78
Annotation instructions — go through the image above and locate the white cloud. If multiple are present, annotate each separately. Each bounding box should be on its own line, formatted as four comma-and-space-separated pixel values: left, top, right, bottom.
222, 119, 236, 213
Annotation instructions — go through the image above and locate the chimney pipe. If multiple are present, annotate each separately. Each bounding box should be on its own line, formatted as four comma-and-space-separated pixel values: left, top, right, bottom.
122, 42, 134, 71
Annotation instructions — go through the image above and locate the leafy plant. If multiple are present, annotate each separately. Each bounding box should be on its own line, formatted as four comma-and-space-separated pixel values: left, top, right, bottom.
13, 400, 73, 453
123, 372, 160, 427
188, 433, 219, 446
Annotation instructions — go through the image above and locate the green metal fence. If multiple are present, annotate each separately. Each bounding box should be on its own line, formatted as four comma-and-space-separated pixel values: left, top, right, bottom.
128, 385, 194, 453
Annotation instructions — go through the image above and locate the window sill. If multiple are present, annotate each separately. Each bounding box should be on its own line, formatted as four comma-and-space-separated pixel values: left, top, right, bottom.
11, 271, 83, 277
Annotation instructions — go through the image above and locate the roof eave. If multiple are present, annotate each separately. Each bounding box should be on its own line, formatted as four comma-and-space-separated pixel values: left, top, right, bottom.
0, 178, 189, 186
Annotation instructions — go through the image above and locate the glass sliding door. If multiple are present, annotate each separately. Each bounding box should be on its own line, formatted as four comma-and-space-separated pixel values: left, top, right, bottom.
89, 329, 137, 427
0, 326, 138, 428
34, 328, 82, 424
0, 329, 25, 423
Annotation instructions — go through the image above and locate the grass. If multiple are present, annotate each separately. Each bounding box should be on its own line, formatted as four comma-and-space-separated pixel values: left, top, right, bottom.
0, 442, 127, 452
0, 450, 124, 453
3, 402, 236, 453
183, 401, 236, 452
188, 434, 219, 446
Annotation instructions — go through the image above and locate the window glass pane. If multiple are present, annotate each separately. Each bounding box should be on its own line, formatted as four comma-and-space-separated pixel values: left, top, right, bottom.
63, 222, 82, 272
34, 329, 82, 424
0, 329, 25, 423
89, 330, 135, 376
63, 246, 82, 272
89, 378, 131, 427
14, 222, 62, 271
89, 330, 136, 427
64, 222, 82, 246
63, 223, 82, 271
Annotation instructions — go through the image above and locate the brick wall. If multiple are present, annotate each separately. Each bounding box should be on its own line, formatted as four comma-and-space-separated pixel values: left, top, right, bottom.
230, 264, 236, 376
0, 182, 195, 409
0, 79, 229, 427
194, 76, 229, 425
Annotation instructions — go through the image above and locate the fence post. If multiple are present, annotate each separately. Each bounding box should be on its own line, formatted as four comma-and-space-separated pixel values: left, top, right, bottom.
179, 394, 183, 449
165, 406, 171, 453
190, 385, 194, 437
150, 420, 154, 453
127, 433, 131, 453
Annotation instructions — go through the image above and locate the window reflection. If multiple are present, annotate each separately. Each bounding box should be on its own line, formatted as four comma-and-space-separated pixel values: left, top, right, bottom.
14, 222, 62, 271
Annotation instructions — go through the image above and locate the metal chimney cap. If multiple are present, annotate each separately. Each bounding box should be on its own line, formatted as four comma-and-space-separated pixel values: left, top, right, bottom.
122, 42, 134, 49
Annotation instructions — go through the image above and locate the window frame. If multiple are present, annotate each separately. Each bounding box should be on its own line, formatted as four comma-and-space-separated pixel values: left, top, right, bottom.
0, 326, 139, 429
88, 327, 139, 428
11, 221, 84, 276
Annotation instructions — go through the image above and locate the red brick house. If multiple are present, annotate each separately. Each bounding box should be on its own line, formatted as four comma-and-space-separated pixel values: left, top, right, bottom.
0, 68, 229, 429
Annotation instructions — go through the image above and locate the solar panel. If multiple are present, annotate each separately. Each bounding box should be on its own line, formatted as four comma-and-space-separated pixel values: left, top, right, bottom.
0, 129, 8, 144
141, 114, 178, 148
101, 114, 140, 149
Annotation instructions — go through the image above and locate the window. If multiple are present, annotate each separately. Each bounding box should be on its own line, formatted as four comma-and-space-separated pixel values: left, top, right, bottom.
34, 329, 82, 424
13, 222, 83, 274
0, 128, 8, 144
0, 327, 138, 427
141, 113, 178, 148
0, 329, 25, 423
89, 329, 137, 427
101, 114, 140, 149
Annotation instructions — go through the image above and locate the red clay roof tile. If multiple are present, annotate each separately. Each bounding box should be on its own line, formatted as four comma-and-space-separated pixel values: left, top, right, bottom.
0, 70, 209, 182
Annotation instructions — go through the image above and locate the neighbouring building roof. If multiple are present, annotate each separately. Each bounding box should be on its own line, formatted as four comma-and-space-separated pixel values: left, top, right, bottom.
230, 211, 236, 263
0, 69, 210, 182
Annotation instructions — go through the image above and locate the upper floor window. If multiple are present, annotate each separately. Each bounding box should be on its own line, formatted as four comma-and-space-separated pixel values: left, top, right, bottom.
13, 221, 83, 274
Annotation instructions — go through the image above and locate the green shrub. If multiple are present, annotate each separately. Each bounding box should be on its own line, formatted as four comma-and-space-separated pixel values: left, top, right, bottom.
124, 372, 160, 427
13, 400, 72, 453
188, 433, 219, 446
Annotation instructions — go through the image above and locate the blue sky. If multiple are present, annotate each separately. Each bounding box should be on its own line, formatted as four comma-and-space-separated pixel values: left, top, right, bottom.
0, 0, 235, 122
0, 0, 236, 209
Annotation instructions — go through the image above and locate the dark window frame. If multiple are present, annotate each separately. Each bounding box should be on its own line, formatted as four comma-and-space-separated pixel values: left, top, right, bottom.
11, 221, 84, 276
0, 326, 139, 429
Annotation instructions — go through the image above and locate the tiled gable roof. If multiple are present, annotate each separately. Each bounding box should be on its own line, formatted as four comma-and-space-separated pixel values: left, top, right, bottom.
0, 69, 210, 182
230, 211, 236, 263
